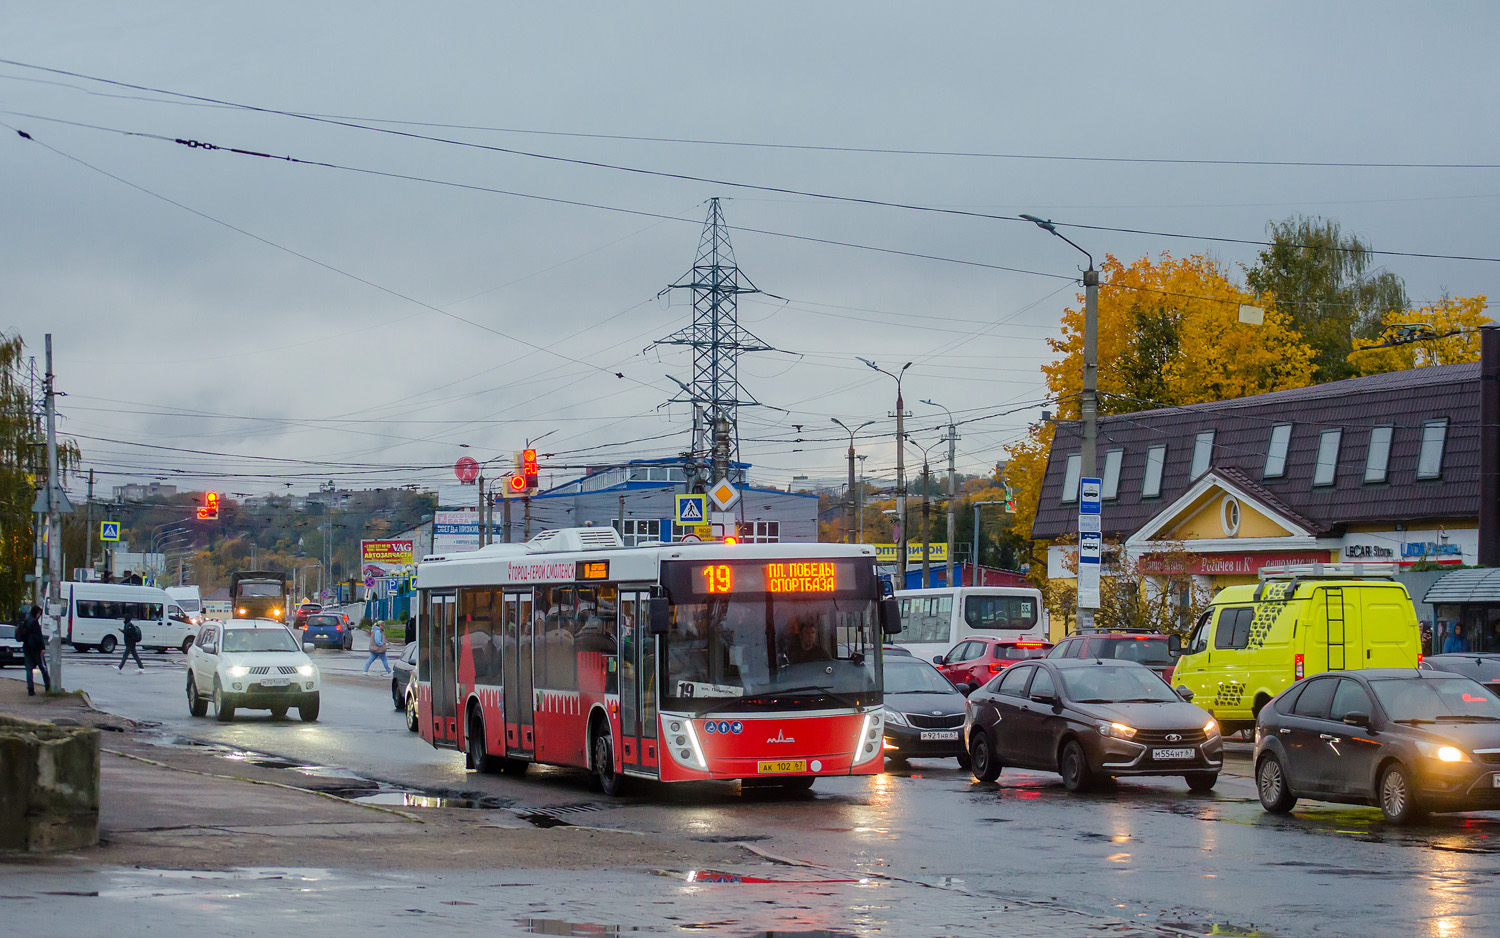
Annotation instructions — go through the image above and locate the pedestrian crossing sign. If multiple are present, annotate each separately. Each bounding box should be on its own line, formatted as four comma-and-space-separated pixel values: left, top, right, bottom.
100, 521, 120, 542
675, 494, 707, 525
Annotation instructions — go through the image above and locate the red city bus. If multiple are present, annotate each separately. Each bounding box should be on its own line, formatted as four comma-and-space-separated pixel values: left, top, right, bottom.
413, 528, 897, 794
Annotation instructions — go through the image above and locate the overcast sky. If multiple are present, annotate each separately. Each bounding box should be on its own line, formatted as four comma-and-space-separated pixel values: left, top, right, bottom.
6, 3, 1499, 501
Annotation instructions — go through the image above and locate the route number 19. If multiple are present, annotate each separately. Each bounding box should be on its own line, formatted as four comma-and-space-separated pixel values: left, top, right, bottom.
702, 565, 733, 594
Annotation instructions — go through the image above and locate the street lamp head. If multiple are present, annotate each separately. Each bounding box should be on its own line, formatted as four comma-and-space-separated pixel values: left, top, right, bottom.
856, 356, 878, 371
1020, 213, 1057, 234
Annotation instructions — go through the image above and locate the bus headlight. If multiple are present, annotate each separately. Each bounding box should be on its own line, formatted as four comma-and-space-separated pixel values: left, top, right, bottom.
854, 711, 884, 764
666, 718, 708, 771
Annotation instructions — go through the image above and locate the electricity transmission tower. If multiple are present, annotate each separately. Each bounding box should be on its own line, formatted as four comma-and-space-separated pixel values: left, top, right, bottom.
655, 198, 771, 486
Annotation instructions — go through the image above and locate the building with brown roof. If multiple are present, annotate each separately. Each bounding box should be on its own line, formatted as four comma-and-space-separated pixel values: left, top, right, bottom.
1032, 361, 1477, 599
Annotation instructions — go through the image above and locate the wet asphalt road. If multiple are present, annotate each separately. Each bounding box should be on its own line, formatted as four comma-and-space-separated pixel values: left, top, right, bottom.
21, 642, 1500, 938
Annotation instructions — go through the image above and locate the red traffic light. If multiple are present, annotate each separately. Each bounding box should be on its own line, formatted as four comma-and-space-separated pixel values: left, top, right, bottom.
522, 448, 539, 488
508, 474, 527, 492
198, 491, 220, 520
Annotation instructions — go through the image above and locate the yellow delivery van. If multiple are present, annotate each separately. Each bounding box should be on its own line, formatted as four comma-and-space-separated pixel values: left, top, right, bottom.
1171, 569, 1421, 733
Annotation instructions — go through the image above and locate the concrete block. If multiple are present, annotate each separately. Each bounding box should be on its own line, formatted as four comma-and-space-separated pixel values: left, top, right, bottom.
0, 714, 100, 852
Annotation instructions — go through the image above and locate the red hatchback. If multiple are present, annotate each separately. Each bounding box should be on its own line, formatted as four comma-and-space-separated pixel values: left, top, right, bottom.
934, 637, 1052, 691
1046, 630, 1180, 682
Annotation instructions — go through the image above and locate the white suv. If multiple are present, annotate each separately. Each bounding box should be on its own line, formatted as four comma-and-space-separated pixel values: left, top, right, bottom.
186, 619, 321, 722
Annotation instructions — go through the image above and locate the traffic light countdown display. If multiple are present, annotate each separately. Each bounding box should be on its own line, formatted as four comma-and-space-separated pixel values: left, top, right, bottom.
197, 491, 220, 520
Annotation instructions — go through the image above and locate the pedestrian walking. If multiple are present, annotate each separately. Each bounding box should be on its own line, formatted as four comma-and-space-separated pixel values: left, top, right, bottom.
117, 616, 145, 671
364, 621, 391, 674
19, 605, 51, 696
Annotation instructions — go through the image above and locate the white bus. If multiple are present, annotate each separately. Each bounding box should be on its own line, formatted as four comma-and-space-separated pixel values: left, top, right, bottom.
166, 586, 204, 625
63, 582, 199, 654
891, 585, 1047, 662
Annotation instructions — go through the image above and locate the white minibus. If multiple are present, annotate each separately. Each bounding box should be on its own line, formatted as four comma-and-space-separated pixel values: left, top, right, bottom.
166, 586, 205, 625
64, 582, 198, 654
892, 585, 1047, 662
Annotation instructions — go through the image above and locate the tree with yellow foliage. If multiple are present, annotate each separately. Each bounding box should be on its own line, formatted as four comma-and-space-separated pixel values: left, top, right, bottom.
1041, 253, 1317, 416
1349, 294, 1491, 374
1008, 252, 1318, 587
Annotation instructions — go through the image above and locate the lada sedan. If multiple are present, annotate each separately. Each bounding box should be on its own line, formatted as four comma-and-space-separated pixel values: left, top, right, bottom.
882, 656, 970, 767
1254, 669, 1500, 823
186, 619, 320, 722
965, 658, 1221, 791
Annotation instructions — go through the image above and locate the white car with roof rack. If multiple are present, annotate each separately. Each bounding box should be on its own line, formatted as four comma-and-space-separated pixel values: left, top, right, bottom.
185, 618, 321, 722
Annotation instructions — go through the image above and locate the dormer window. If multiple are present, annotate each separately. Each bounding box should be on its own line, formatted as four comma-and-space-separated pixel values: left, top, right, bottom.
1061, 453, 1081, 503
1142, 445, 1166, 498
1417, 418, 1449, 479
1264, 424, 1292, 478
1191, 430, 1215, 479
1364, 426, 1392, 483
1313, 428, 1342, 487
1102, 449, 1124, 500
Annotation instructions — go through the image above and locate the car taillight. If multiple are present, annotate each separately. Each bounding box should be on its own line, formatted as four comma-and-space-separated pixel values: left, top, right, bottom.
1294, 653, 1304, 680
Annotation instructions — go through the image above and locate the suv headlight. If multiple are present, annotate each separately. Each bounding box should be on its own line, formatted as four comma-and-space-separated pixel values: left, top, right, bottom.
226, 665, 249, 678
884, 708, 910, 727
297, 664, 316, 677
1097, 721, 1137, 739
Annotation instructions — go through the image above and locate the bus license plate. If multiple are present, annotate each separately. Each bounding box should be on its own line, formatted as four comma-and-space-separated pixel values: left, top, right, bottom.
1152, 748, 1195, 761
920, 731, 959, 741
758, 760, 806, 774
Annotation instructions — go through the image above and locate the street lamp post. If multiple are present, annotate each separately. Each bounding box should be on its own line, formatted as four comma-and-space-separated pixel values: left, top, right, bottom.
1022, 214, 1099, 627
831, 418, 874, 544
858, 359, 912, 585
913, 436, 946, 588
856, 454, 868, 541
922, 399, 959, 589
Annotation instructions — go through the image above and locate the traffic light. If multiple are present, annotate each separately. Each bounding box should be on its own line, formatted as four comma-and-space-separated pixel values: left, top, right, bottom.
197, 491, 220, 520
507, 473, 528, 496
522, 448, 539, 491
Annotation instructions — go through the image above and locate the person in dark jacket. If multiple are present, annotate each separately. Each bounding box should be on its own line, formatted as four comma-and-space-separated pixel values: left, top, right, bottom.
117, 615, 145, 671
19, 605, 51, 695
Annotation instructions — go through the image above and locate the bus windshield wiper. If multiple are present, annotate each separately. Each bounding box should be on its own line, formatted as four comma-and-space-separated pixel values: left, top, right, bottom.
757, 684, 865, 710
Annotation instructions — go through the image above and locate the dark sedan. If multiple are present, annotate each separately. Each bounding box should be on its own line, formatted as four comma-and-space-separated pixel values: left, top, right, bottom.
882, 656, 970, 767
392, 641, 417, 723
965, 658, 1222, 792
1254, 669, 1500, 823
1420, 653, 1500, 698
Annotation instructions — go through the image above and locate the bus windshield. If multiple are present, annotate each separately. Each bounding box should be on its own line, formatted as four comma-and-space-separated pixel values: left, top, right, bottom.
663, 596, 882, 711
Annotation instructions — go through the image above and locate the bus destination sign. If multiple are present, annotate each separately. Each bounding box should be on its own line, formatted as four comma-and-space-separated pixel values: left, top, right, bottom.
665, 558, 870, 601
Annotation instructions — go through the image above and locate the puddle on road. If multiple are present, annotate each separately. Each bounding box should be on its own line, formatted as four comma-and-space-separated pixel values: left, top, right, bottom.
516, 811, 574, 828
354, 792, 488, 809
1165, 924, 1277, 937
520, 919, 645, 935
677, 870, 870, 885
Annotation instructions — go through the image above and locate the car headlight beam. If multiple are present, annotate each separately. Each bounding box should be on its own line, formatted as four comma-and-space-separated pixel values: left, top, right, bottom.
1097, 721, 1137, 739
226, 665, 249, 678
1415, 739, 1471, 763
296, 664, 316, 677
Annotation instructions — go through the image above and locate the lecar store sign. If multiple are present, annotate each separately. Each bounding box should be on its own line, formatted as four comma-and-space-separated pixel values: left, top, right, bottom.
1343, 528, 1474, 564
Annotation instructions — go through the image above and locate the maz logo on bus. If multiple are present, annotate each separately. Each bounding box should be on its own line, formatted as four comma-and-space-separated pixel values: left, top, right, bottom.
701, 720, 744, 735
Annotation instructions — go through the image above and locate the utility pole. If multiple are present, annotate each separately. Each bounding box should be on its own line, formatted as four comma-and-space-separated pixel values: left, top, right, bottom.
85, 469, 94, 576
922, 400, 959, 589
856, 455, 867, 542
43, 335, 63, 687
859, 359, 912, 587
921, 460, 931, 588
477, 474, 487, 547
1022, 214, 1099, 628
503, 496, 512, 544
971, 500, 1006, 587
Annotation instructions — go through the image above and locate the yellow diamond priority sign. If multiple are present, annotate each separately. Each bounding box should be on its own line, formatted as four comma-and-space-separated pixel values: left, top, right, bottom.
707, 478, 740, 511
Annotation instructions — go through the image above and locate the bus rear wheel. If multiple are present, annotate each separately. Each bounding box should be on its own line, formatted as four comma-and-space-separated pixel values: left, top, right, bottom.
467, 713, 500, 774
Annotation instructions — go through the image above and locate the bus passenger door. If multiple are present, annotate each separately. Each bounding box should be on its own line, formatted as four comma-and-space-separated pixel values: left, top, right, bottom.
618, 593, 657, 775
430, 592, 458, 746
503, 591, 535, 758
618, 591, 659, 774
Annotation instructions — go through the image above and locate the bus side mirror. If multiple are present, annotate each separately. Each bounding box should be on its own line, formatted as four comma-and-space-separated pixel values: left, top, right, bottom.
880, 597, 902, 636
649, 597, 671, 635
1167, 634, 1183, 657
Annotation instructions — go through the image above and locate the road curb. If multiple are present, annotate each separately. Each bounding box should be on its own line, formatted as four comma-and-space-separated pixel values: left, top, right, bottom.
101, 747, 426, 823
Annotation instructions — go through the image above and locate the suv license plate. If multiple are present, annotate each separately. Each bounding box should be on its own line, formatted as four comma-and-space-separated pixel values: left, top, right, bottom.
1492, 773, 1500, 788
920, 730, 960, 741
259, 677, 289, 686
758, 760, 806, 774
1152, 748, 1195, 760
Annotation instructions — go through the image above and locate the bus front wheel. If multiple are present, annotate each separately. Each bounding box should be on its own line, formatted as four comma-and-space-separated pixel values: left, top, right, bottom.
590, 726, 627, 796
